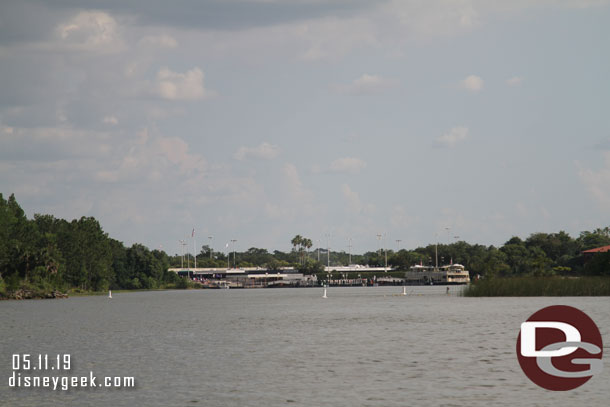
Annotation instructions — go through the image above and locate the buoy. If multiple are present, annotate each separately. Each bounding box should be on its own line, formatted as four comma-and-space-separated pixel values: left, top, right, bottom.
108, 290, 112, 299
402, 286, 407, 296
322, 287, 327, 298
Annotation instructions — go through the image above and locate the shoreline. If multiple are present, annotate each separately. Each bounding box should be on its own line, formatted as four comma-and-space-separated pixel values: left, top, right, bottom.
0, 285, 189, 301
5, 276, 610, 300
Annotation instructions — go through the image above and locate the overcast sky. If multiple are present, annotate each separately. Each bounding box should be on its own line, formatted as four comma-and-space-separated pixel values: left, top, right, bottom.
1, 0, 610, 255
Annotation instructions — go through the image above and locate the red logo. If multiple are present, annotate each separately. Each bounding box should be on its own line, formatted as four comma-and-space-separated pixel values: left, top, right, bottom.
516, 305, 603, 391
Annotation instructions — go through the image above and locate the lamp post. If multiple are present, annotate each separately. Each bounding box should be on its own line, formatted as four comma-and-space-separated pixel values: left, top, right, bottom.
383, 233, 387, 273
434, 232, 438, 269
231, 239, 237, 268
348, 237, 353, 266
186, 238, 190, 270
325, 233, 331, 267
179, 239, 186, 269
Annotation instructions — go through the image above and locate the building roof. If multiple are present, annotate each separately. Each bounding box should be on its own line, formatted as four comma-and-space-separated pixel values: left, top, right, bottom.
582, 245, 610, 254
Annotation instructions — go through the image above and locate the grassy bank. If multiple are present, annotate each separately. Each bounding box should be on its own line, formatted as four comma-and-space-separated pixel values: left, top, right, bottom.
463, 276, 610, 297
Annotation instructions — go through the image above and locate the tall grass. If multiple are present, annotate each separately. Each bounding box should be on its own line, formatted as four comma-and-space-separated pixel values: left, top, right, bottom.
463, 276, 610, 297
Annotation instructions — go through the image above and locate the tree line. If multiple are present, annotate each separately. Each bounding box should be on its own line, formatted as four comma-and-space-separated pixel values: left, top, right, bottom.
176, 231, 610, 277
0, 193, 181, 296
2, 192, 609, 297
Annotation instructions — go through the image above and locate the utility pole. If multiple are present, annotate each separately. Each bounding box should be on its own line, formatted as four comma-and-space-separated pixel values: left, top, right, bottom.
435, 233, 438, 270
231, 239, 237, 268
325, 233, 331, 267
383, 233, 387, 272
348, 237, 353, 266
208, 236, 213, 259
179, 239, 186, 268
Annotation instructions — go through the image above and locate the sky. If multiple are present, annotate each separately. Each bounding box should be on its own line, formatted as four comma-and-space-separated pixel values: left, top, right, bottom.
1, 0, 610, 256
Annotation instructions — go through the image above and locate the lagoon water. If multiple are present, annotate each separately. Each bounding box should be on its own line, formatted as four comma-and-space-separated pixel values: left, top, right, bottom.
1, 287, 609, 406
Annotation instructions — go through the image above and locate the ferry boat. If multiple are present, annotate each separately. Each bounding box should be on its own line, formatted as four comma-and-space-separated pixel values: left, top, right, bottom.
404, 263, 470, 285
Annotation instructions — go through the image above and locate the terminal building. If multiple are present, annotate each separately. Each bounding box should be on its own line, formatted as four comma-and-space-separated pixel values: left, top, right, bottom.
169, 267, 317, 288
168, 265, 403, 288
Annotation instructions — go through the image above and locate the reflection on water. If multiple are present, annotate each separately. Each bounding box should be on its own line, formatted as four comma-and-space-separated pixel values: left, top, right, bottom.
1, 287, 609, 406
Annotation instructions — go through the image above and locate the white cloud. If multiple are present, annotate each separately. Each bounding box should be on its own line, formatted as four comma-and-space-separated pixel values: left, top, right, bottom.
0, 125, 262, 236
138, 34, 178, 48
459, 74, 484, 92
332, 74, 395, 95
385, 0, 481, 38
341, 184, 363, 213
0, 126, 112, 161
340, 184, 376, 217
436, 126, 469, 148
234, 142, 280, 161
283, 163, 311, 200
155, 67, 214, 101
391, 205, 418, 229
102, 116, 118, 125
94, 128, 207, 184
55, 11, 124, 52
506, 76, 524, 87
264, 163, 317, 221
329, 157, 367, 174
579, 152, 610, 209
298, 17, 378, 61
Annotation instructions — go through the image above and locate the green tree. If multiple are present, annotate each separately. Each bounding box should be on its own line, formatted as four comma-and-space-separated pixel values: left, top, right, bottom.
583, 251, 610, 275
578, 229, 610, 251
501, 239, 530, 275
297, 259, 324, 274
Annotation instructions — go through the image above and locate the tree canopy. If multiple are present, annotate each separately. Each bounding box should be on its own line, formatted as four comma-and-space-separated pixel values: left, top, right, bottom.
2, 192, 609, 298
0, 193, 179, 296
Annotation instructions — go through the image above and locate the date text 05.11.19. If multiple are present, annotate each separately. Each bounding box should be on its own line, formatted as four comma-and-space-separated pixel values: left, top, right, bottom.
12, 354, 71, 371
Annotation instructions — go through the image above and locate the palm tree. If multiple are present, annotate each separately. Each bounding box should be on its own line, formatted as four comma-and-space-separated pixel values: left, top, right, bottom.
291, 235, 303, 264
303, 238, 313, 263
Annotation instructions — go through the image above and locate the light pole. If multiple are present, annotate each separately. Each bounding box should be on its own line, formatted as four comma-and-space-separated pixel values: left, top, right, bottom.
434, 232, 439, 269
231, 239, 237, 268
325, 233, 331, 267
186, 237, 190, 270
383, 233, 387, 272
396, 239, 402, 252
208, 236, 213, 259
348, 237, 353, 266
193, 230, 196, 270
376, 234, 382, 256
179, 239, 186, 268
444, 227, 451, 266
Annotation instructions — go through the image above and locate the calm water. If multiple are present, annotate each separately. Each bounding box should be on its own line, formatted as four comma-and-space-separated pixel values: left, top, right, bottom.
1, 287, 609, 406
